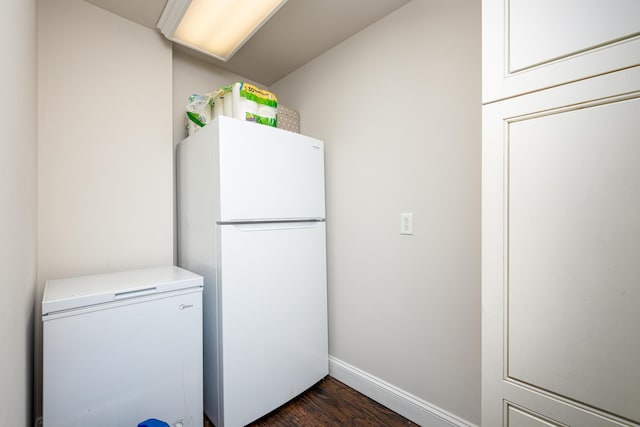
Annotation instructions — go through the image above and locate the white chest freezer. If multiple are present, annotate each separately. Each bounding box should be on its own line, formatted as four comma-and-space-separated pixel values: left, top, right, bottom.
42, 266, 203, 427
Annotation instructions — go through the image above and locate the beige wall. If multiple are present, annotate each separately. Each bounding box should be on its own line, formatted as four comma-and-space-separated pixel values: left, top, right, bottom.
36, 0, 173, 418
272, 0, 481, 424
0, 0, 37, 425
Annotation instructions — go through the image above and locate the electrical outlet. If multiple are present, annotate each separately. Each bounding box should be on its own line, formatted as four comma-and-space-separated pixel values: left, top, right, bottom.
400, 212, 413, 235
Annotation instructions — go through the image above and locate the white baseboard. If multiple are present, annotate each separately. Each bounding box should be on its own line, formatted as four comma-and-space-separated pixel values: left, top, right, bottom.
328, 356, 477, 427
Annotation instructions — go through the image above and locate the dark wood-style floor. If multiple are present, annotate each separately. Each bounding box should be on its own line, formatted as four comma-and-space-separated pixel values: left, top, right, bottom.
203, 376, 419, 426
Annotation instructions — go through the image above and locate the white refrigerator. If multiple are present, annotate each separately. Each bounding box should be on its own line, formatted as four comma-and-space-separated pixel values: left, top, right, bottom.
42, 266, 203, 427
176, 116, 328, 427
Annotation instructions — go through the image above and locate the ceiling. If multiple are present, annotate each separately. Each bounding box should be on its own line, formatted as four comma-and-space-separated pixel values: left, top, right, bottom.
82, 0, 411, 85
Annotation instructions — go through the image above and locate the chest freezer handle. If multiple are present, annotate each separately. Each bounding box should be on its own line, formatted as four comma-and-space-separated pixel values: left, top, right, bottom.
114, 286, 157, 300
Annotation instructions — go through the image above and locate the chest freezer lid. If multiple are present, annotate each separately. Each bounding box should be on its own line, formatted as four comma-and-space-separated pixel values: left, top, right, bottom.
42, 266, 203, 317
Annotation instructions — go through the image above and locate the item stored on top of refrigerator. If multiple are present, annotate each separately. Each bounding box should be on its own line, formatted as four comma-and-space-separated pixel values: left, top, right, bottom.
186, 93, 213, 135
276, 104, 300, 133
230, 81, 278, 126
185, 82, 278, 136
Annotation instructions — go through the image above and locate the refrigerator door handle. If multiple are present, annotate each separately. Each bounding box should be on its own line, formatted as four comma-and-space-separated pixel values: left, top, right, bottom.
228, 221, 323, 232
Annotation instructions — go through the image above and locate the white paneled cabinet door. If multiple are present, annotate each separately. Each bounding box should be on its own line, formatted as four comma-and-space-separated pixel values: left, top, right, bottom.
483, 1, 640, 424
482, 68, 640, 426
482, 0, 640, 102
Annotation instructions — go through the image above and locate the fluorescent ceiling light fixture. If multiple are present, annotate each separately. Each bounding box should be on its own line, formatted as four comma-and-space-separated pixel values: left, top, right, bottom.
158, 0, 287, 61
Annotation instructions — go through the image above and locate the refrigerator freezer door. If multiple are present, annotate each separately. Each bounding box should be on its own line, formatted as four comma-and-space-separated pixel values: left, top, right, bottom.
216, 221, 328, 427
216, 116, 325, 222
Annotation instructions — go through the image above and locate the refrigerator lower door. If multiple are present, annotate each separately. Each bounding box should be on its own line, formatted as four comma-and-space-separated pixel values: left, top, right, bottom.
216, 221, 328, 427
43, 289, 203, 427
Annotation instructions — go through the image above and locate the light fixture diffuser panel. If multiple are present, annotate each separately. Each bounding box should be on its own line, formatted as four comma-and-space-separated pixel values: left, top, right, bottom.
158, 0, 287, 62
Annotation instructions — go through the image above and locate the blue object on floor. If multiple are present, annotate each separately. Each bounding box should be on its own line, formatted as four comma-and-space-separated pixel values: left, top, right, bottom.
138, 419, 170, 427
